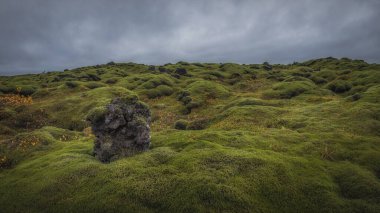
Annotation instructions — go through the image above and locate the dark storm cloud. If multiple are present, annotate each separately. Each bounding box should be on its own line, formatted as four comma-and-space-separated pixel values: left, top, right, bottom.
0, 0, 379, 75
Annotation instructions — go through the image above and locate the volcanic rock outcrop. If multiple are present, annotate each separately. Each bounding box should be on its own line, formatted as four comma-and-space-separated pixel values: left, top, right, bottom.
87, 95, 151, 162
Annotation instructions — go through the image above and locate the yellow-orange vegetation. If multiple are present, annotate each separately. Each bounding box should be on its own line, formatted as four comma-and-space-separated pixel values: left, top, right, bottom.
0, 94, 33, 106
13, 135, 40, 152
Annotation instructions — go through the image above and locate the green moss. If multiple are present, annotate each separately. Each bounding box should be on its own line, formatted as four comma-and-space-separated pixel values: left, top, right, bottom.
32, 88, 50, 98
223, 98, 279, 110
310, 75, 328, 84
263, 81, 316, 99
144, 85, 174, 99
120, 93, 139, 104
187, 80, 230, 99
332, 163, 380, 200
139, 75, 174, 89
313, 70, 337, 81
212, 105, 285, 130
327, 80, 352, 93
360, 85, 380, 103
86, 106, 107, 124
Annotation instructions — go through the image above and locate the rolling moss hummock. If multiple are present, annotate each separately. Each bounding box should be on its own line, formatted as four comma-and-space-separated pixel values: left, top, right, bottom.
0, 58, 380, 212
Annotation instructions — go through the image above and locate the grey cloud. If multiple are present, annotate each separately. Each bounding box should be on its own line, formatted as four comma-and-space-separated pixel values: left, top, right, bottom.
0, 0, 379, 75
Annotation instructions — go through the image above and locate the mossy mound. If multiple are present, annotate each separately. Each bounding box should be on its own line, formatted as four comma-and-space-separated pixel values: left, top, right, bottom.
212, 105, 286, 130
327, 80, 352, 93
358, 85, 380, 103
263, 81, 316, 99
143, 85, 174, 99
187, 80, 230, 99
124, 74, 174, 90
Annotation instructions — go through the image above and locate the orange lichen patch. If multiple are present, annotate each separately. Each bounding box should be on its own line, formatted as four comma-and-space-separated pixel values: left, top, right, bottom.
13, 135, 41, 151
0, 94, 33, 106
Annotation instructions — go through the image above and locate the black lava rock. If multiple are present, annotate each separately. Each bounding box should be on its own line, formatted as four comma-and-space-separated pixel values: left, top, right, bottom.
87, 95, 151, 162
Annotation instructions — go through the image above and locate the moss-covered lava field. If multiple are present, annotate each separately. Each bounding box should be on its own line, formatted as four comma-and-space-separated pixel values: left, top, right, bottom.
0, 57, 379, 212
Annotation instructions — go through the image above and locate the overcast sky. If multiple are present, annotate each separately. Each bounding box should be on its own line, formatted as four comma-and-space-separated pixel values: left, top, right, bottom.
0, 0, 379, 75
